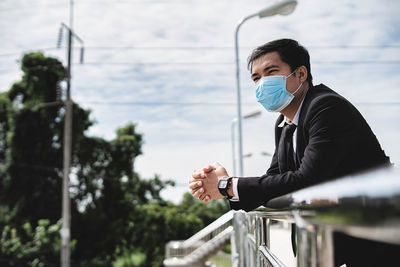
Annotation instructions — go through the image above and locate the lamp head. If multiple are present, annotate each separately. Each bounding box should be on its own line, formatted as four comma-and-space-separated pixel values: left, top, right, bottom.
258, 0, 297, 18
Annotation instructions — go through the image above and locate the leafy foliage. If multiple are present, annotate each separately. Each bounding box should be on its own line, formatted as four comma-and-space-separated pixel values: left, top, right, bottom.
0, 219, 71, 266
0, 52, 229, 266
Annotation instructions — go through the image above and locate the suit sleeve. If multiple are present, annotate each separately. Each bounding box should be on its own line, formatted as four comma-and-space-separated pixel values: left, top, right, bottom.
266, 149, 280, 175
231, 97, 356, 211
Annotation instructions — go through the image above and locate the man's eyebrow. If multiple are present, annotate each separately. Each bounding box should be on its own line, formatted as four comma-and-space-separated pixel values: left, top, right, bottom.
263, 64, 280, 72
251, 64, 280, 78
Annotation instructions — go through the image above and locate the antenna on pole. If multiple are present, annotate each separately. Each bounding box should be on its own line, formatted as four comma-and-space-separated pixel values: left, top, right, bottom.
80, 47, 84, 64
57, 27, 63, 48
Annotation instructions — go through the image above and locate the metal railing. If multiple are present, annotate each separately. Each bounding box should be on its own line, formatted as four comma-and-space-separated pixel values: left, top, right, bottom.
164, 167, 400, 266
232, 167, 400, 267
164, 210, 234, 266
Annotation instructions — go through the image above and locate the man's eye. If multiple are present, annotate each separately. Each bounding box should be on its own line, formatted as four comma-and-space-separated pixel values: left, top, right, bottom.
253, 78, 260, 83
269, 69, 278, 74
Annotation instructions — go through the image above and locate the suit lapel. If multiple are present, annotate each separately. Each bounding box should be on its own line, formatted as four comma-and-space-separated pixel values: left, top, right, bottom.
296, 85, 314, 165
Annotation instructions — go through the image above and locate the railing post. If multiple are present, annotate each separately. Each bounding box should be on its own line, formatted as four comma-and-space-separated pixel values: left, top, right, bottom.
232, 212, 240, 267
255, 216, 266, 245
242, 213, 247, 267
255, 215, 270, 266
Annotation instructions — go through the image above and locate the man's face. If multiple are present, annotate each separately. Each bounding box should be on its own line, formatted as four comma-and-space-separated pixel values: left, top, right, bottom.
250, 51, 300, 95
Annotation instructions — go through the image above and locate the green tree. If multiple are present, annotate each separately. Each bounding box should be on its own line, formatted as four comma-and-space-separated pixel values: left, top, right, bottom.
179, 192, 229, 226
0, 92, 11, 168
0, 52, 229, 266
0, 52, 67, 226
0, 52, 164, 265
0, 219, 70, 266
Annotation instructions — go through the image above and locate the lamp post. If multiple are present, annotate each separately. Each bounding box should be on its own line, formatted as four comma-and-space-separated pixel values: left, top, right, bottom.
234, 0, 297, 177
231, 110, 261, 176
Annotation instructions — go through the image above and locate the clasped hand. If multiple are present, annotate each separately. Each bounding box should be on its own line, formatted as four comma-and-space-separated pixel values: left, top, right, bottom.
189, 162, 229, 203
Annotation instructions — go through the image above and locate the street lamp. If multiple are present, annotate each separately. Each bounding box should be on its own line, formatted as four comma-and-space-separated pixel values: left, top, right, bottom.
231, 110, 261, 176
234, 0, 297, 177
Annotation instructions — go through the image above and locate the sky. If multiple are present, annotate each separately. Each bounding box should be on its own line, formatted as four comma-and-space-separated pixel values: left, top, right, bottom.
1, 0, 400, 203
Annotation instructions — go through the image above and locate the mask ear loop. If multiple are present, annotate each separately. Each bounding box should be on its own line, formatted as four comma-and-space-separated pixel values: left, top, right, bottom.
287, 68, 303, 96
286, 68, 298, 79
291, 82, 303, 96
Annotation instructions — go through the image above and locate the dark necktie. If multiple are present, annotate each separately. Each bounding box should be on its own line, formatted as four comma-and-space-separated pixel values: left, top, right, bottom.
278, 123, 297, 173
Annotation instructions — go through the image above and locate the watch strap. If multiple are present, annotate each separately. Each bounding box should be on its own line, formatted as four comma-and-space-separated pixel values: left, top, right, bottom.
218, 176, 233, 199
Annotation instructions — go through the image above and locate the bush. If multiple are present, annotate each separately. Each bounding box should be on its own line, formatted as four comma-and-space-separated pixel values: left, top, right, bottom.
0, 219, 75, 266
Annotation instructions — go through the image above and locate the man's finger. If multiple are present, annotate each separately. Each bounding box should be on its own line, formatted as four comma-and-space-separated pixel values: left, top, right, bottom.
193, 187, 205, 198
189, 181, 202, 190
201, 195, 211, 203
203, 165, 215, 173
192, 170, 206, 179
191, 169, 200, 178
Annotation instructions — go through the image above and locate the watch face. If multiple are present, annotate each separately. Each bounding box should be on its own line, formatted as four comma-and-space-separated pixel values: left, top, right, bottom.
219, 180, 227, 188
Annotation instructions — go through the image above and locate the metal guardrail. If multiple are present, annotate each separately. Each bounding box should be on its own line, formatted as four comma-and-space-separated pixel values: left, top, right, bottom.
164, 226, 233, 267
164, 167, 400, 266
232, 167, 400, 267
164, 210, 234, 266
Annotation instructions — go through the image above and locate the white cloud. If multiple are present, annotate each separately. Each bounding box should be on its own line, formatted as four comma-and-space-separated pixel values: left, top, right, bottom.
0, 0, 399, 203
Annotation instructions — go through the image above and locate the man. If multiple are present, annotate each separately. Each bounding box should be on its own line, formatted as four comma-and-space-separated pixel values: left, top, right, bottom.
189, 39, 390, 212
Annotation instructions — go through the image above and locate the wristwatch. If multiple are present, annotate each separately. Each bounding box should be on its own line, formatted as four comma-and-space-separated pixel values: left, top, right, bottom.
218, 177, 233, 199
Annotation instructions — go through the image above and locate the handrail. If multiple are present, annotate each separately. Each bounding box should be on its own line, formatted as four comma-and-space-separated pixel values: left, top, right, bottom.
233, 166, 400, 267
164, 210, 234, 265
268, 166, 400, 208
183, 210, 233, 247
164, 226, 233, 267
164, 167, 399, 266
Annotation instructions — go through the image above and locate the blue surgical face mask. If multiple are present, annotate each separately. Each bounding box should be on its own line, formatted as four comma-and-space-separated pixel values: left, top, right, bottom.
255, 70, 302, 112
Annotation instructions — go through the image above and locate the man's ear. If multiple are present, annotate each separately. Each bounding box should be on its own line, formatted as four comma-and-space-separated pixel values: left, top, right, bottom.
298, 65, 308, 83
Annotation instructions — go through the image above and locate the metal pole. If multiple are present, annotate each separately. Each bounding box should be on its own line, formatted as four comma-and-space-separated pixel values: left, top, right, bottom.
61, 28, 73, 267
231, 111, 260, 177
234, 13, 257, 177
61, 1, 74, 266
231, 119, 237, 177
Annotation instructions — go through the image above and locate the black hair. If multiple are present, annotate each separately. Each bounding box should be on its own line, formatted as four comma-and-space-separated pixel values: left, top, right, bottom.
247, 38, 313, 86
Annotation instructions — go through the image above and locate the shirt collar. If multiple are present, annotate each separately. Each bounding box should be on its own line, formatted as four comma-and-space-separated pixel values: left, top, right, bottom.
278, 87, 308, 127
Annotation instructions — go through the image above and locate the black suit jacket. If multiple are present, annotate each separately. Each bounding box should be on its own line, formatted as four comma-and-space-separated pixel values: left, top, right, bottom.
230, 84, 390, 211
